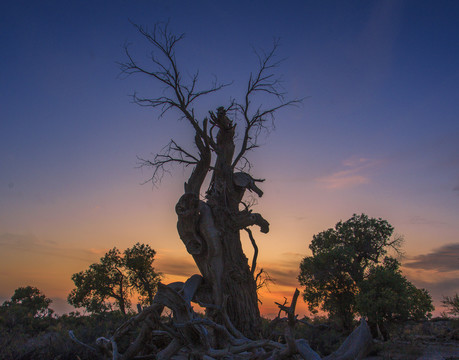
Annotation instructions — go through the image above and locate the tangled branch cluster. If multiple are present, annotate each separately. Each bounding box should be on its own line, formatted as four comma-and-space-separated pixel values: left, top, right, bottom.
70, 278, 373, 360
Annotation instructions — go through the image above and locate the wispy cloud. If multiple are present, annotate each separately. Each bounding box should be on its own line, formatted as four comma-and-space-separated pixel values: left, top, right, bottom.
155, 252, 199, 277
403, 271, 459, 311
404, 243, 459, 272
257, 253, 311, 318
0, 232, 100, 263
408, 216, 447, 226
316, 157, 381, 189
317, 174, 369, 189
267, 268, 300, 288
409, 276, 459, 296
261, 252, 305, 288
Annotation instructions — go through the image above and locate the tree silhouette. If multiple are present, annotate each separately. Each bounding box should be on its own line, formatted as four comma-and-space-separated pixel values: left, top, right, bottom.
70, 24, 377, 360
124, 243, 162, 305
298, 214, 404, 331
120, 22, 298, 338
356, 257, 433, 339
1, 286, 52, 318
0, 286, 53, 333
68, 244, 161, 314
442, 293, 459, 317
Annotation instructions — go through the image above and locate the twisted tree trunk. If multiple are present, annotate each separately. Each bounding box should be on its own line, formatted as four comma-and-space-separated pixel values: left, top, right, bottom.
120, 24, 289, 339
70, 24, 377, 359
175, 108, 266, 338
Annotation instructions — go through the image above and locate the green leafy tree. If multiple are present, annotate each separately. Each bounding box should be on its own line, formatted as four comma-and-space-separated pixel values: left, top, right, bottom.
0, 286, 53, 332
68, 248, 130, 314
298, 214, 403, 330
68, 244, 161, 314
7, 286, 52, 317
442, 293, 459, 317
124, 243, 162, 305
298, 244, 358, 330
355, 258, 433, 338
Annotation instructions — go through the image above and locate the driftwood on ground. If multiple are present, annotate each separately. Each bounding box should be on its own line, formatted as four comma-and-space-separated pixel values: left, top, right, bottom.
70, 281, 373, 360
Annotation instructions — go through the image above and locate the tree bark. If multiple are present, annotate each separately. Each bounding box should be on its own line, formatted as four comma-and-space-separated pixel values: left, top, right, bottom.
324, 318, 373, 360
175, 108, 263, 338
120, 23, 300, 341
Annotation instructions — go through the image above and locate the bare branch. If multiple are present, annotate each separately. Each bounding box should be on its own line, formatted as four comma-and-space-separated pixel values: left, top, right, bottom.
255, 268, 275, 291
232, 40, 302, 168
137, 139, 204, 184
120, 22, 230, 150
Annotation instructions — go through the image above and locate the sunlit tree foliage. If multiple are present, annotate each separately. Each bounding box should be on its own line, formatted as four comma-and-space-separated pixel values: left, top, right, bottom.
123, 243, 161, 305
0, 286, 53, 332
355, 257, 433, 338
68, 243, 161, 314
298, 213, 404, 330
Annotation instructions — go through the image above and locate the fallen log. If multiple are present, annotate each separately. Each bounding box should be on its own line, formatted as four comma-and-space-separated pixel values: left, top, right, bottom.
69, 282, 374, 360
324, 318, 373, 360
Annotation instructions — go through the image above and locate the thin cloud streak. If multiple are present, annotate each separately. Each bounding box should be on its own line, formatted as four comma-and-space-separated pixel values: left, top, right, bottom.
268, 268, 300, 288
317, 174, 369, 189
155, 254, 199, 277
404, 243, 459, 272
261, 252, 305, 288
316, 157, 382, 189
407, 274, 459, 312
0, 232, 102, 263
408, 216, 447, 226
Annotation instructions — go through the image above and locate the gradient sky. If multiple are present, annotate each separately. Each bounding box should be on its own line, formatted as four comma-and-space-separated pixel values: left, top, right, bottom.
1, 1, 458, 317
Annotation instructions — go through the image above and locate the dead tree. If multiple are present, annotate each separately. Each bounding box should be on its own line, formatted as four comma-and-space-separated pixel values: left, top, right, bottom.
69, 23, 377, 360
119, 22, 298, 338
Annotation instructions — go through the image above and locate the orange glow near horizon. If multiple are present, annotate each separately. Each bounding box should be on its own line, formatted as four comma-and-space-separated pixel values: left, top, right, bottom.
1, 176, 458, 320
1, 229, 455, 318
2, 0, 459, 328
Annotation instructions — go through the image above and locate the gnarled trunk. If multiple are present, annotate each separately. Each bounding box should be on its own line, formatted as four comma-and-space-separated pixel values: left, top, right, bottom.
175, 108, 266, 338
120, 24, 289, 339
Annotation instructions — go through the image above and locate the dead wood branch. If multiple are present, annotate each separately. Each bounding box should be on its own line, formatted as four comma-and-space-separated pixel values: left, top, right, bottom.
234, 210, 269, 233
68, 330, 98, 353
245, 228, 258, 275
276, 289, 302, 358
70, 286, 374, 360
323, 318, 373, 360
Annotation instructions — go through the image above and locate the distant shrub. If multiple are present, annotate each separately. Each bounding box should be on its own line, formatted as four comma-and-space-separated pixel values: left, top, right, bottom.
442, 293, 459, 317
0, 309, 132, 359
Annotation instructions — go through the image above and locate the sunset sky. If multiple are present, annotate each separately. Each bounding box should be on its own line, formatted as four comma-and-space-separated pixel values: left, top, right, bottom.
1, 1, 458, 318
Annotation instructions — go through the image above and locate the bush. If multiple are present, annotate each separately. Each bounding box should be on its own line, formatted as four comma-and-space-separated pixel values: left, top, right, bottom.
0, 311, 133, 359
355, 259, 433, 339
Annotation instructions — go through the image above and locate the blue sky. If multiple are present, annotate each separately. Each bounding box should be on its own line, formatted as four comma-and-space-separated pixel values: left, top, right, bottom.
1, 0, 458, 316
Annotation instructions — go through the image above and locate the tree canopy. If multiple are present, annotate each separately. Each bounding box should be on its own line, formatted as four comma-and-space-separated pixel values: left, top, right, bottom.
355, 257, 433, 338
68, 243, 161, 314
1, 286, 53, 318
298, 214, 410, 331
0, 286, 53, 333
123, 243, 162, 305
